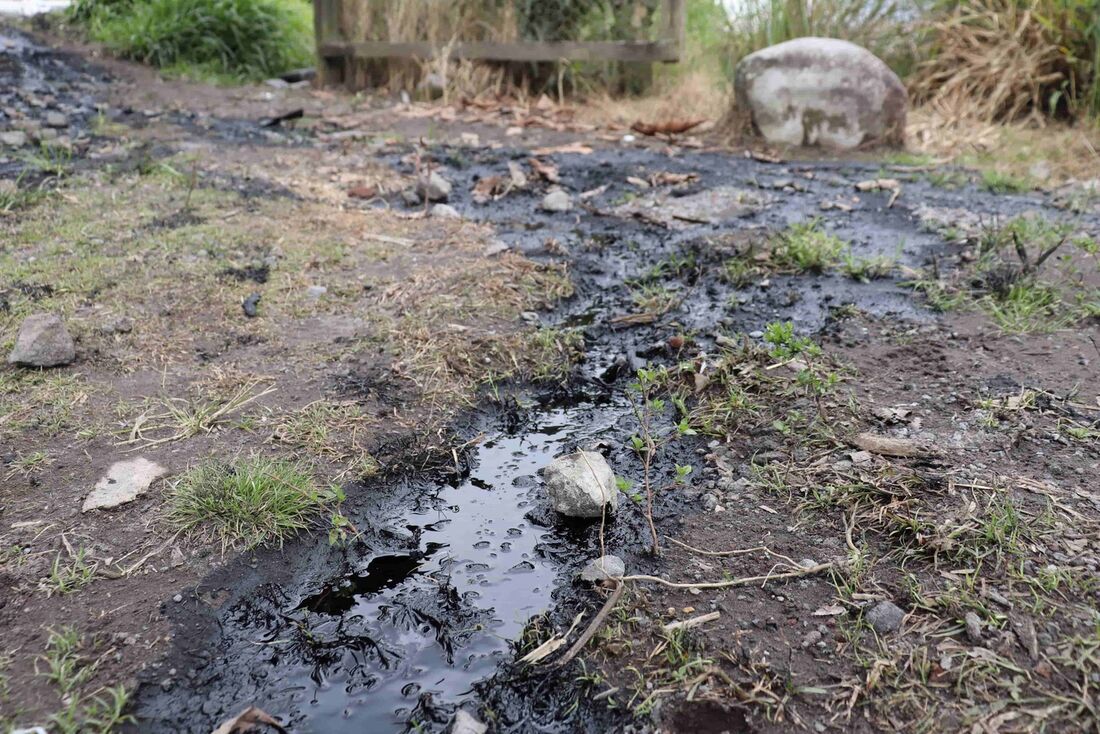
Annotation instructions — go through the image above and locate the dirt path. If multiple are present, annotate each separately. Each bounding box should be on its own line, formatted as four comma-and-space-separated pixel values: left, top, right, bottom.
1, 25, 1098, 734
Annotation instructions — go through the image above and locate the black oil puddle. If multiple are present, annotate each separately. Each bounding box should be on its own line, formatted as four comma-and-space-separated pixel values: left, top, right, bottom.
131, 137, 1098, 732
133, 397, 648, 733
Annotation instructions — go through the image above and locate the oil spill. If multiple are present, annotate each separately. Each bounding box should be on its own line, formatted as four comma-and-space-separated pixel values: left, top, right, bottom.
131, 125, 1098, 732
133, 399, 642, 733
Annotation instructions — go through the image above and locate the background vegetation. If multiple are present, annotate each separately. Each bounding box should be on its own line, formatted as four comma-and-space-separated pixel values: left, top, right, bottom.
63, 0, 1100, 124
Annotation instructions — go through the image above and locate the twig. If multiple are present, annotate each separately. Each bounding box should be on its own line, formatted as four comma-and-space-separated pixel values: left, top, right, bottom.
665, 537, 802, 568
663, 611, 720, 632
621, 562, 834, 590
554, 581, 624, 668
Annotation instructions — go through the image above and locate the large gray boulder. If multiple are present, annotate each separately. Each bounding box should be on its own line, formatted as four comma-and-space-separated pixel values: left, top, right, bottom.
8, 313, 75, 367
543, 451, 618, 518
734, 37, 907, 150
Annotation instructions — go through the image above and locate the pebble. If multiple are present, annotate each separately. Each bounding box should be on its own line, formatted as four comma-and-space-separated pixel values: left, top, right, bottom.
865, 600, 905, 634
415, 171, 452, 202
964, 611, 983, 643
541, 189, 572, 213
306, 285, 328, 299
579, 554, 625, 582
45, 111, 69, 128
430, 203, 461, 219
0, 130, 27, 147
173, 594, 183, 603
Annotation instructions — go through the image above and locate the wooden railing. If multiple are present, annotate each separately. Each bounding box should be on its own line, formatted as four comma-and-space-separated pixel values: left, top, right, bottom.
313, 0, 686, 87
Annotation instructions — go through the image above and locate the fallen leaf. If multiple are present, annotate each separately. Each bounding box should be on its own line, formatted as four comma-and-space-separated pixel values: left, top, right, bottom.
812, 604, 847, 617
650, 171, 698, 187
211, 706, 287, 734
626, 176, 651, 189
531, 142, 593, 156
472, 175, 508, 204
631, 118, 706, 136
528, 157, 560, 183
346, 184, 377, 199
746, 149, 784, 164
609, 312, 657, 327
855, 178, 901, 192
579, 184, 609, 200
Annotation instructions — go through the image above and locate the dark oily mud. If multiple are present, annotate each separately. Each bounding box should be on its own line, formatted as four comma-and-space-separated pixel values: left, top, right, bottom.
133, 141, 1098, 728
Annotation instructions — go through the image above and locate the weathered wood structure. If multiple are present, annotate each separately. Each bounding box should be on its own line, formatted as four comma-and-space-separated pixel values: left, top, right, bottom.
313, 0, 686, 88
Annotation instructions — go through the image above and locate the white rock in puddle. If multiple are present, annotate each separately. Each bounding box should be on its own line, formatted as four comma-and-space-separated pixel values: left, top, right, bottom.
541, 188, 572, 213
8, 313, 75, 367
580, 554, 625, 582
415, 171, 452, 202
82, 457, 168, 512
450, 709, 487, 734
543, 451, 618, 518
430, 203, 461, 219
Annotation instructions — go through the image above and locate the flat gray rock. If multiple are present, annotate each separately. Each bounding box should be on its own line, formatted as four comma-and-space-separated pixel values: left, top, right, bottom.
734, 37, 907, 149
541, 189, 572, 213
543, 451, 618, 518
0, 130, 27, 147
580, 554, 625, 582
415, 171, 452, 202
82, 457, 168, 512
8, 313, 75, 367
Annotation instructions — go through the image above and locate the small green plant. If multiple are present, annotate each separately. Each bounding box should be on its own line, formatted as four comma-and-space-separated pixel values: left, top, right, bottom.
22, 142, 72, 178
168, 457, 344, 551
981, 170, 1032, 194
630, 283, 681, 314
981, 281, 1065, 333
627, 365, 695, 554
44, 546, 97, 596
842, 251, 896, 282
770, 220, 847, 273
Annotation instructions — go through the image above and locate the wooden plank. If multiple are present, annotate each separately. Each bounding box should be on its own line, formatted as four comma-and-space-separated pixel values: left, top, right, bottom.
320, 39, 681, 64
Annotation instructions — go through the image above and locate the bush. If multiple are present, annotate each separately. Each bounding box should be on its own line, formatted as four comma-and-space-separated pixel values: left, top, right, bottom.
68, 0, 313, 81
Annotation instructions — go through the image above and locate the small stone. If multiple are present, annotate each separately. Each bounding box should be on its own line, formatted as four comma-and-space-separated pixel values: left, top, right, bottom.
801, 629, 823, 648
541, 189, 572, 213
83, 457, 168, 512
430, 203, 461, 219
798, 558, 818, 569
450, 709, 487, 734
543, 451, 619, 518
306, 285, 328, 299
8, 313, 75, 367
964, 611, 983, 643
45, 111, 69, 128
580, 555, 625, 582
100, 316, 133, 335
865, 600, 905, 634
415, 171, 452, 202
701, 492, 719, 511
173, 594, 183, 603
0, 130, 27, 147
401, 189, 421, 207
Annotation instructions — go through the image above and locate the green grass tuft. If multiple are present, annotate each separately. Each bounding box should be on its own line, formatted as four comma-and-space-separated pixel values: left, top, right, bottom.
68, 0, 313, 82
168, 457, 342, 551
771, 219, 848, 273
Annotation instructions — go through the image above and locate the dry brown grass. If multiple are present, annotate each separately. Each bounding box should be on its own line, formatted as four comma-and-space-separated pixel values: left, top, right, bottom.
909, 0, 1079, 124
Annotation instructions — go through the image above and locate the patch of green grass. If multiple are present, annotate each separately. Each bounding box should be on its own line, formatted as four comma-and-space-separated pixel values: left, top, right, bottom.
770, 219, 848, 273
630, 283, 681, 314
981, 281, 1066, 333
981, 170, 1033, 194
168, 457, 344, 551
842, 251, 896, 282
43, 546, 98, 596
69, 0, 313, 82
37, 627, 134, 734
926, 170, 969, 190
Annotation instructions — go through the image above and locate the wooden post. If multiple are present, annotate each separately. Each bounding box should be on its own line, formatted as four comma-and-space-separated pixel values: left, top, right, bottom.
664, 0, 686, 62
314, 0, 344, 87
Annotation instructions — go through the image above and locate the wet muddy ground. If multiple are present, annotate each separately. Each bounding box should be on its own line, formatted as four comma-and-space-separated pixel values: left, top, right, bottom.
2, 20, 1099, 734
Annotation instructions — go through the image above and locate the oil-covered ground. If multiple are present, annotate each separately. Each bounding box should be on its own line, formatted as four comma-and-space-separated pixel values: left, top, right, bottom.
1, 22, 1099, 734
